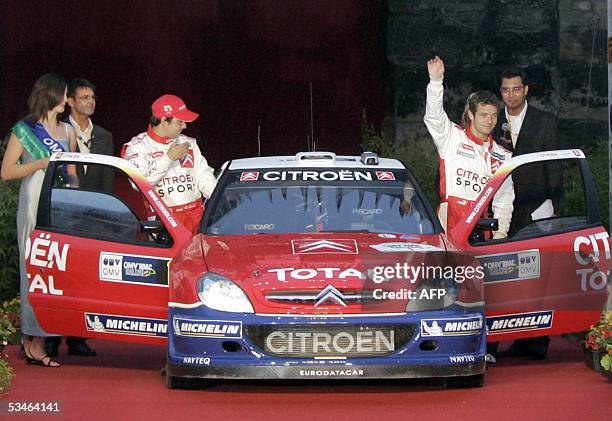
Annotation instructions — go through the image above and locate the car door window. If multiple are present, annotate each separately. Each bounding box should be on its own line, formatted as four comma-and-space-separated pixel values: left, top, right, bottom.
510, 159, 585, 239
45, 162, 172, 246
470, 158, 593, 245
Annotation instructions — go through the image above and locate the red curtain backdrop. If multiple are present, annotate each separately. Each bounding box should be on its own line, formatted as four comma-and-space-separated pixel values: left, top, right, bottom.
0, 0, 382, 167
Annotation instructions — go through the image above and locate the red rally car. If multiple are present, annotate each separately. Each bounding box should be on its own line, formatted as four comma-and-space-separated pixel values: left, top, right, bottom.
26, 149, 609, 388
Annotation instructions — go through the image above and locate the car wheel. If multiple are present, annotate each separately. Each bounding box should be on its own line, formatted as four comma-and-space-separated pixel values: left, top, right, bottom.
444, 374, 485, 388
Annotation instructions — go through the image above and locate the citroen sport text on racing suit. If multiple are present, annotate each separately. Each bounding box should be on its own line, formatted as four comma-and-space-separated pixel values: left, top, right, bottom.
423, 78, 514, 236
123, 127, 217, 233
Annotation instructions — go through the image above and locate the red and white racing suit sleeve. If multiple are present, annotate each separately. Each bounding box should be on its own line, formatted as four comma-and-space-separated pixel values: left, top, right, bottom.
491, 174, 514, 238
124, 140, 174, 186
192, 142, 217, 199
423, 78, 455, 158
423, 77, 457, 230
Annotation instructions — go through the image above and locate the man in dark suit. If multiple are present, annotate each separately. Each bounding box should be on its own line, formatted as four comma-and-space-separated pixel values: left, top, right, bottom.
46, 79, 114, 358
65, 78, 114, 192
492, 68, 563, 359
493, 69, 563, 236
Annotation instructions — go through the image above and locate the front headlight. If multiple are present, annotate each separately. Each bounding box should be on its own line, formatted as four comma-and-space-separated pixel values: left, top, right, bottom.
405, 277, 459, 312
197, 272, 254, 313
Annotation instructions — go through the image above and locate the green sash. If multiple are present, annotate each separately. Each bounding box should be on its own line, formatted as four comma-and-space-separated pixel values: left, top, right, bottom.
12, 121, 52, 161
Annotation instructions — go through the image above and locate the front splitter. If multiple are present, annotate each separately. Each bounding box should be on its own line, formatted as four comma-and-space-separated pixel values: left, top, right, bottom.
167, 361, 485, 380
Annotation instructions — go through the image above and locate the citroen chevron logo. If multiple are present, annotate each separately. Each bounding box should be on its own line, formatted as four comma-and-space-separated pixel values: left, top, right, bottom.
299, 240, 352, 253
375, 171, 395, 180
180, 150, 194, 167
292, 239, 358, 254
240, 171, 259, 181
314, 285, 347, 307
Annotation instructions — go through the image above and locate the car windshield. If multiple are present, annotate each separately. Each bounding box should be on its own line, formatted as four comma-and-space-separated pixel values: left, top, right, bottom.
204, 168, 436, 235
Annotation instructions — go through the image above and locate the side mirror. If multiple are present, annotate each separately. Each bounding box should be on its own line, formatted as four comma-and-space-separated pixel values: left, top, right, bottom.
469, 218, 500, 244
139, 220, 164, 234
139, 220, 172, 245
476, 218, 498, 232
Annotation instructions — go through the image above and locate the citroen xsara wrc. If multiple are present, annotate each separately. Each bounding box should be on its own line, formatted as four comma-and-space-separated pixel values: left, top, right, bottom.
26, 150, 609, 388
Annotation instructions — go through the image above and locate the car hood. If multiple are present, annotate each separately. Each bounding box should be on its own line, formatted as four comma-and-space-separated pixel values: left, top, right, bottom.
200, 233, 448, 314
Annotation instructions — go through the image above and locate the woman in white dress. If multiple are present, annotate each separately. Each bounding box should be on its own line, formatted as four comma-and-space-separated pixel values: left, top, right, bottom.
1, 74, 77, 367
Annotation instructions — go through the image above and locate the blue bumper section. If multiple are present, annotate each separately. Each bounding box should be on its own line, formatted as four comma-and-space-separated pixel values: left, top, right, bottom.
167, 306, 486, 380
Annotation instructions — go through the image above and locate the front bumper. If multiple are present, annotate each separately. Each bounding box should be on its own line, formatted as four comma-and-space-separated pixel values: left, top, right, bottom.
167, 307, 486, 380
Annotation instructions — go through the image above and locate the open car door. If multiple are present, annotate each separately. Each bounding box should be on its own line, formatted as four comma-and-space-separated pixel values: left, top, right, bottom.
449, 150, 610, 343
26, 153, 192, 344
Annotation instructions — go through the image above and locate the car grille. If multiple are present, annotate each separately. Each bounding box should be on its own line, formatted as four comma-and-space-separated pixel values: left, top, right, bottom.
244, 324, 415, 358
265, 289, 377, 305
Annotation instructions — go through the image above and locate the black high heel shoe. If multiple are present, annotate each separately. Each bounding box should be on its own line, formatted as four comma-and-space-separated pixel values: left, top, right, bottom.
23, 341, 60, 367
28, 355, 60, 367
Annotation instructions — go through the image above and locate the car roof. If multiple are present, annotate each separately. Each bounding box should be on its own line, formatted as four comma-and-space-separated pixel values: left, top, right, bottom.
226, 152, 406, 170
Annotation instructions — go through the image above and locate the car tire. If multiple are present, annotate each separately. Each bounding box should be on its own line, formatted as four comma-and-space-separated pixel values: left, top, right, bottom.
444, 374, 485, 388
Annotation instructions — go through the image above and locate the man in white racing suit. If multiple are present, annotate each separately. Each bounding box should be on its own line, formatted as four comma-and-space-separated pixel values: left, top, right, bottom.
424, 56, 514, 238
122, 94, 217, 233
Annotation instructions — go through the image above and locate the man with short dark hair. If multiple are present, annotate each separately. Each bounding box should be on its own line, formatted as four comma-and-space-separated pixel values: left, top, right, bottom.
122, 94, 217, 233
66, 78, 114, 191
492, 68, 563, 360
493, 68, 563, 235
424, 56, 514, 237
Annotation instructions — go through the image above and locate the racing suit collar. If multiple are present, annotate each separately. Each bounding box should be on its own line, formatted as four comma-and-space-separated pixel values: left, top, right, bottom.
147, 125, 173, 144
465, 124, 493, 149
